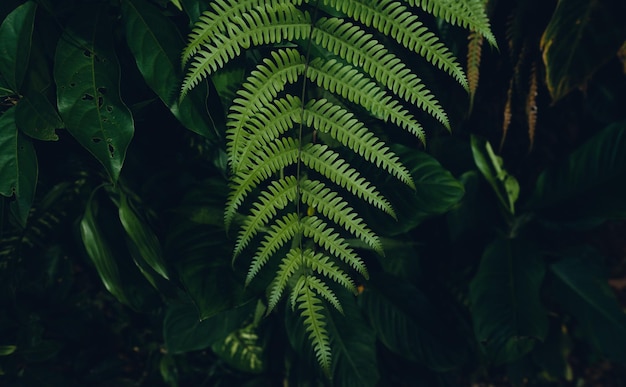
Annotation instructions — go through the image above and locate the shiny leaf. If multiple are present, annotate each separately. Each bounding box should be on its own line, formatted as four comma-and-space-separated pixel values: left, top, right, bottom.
469, 237, 548, 364
0, 1, 36, 92
121, 0, 217, 140
54, 6, 134, 182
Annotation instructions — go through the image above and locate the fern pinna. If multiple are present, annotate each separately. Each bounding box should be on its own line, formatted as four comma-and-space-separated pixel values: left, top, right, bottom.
181, 0, 494, 373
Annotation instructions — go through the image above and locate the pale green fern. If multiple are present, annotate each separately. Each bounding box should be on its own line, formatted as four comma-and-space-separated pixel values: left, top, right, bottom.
182, 0, 494, 374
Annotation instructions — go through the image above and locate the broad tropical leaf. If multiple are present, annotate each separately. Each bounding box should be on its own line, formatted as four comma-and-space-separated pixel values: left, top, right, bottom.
0, 1, 36, 92
54, 6, 134, 182
15, 89, 62, 141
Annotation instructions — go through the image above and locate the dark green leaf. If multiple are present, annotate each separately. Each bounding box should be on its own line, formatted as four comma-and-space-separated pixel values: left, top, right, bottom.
372, 146, 464, 235
0, 107, 37, 225
527, 121, 626, 221
541, 0, 626, 102
180, 0, 208, 23
15, 89, 62, 141
80, 192, 129, 305
0, 1, 36, 92
164, 302, 253, 354
550, 247, 626, 361
121, 0, 217, 140
118, 192, 168, 280
469, 237, 548, 364
54, 6, 134, 182
0, 345, 16, 356
361, 273, 467, 371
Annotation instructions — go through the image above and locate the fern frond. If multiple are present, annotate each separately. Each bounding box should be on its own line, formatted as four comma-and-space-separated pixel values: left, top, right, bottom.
182, 0, 304, 65
181, 3, 311, 97
467, 31, 484, 112
301, 143, 395, 218
227, 49, 306, 170
302, 216, 368, 278
300, 178, 382, 254
301, 249, 357, 294
304, 98, 415, 188
408, 0, 496, 47
225, 138, 300, 228
237, 96, 303, 172
320, 0, 468, 89
526, 62, 538, 151
234, 176, 298, 258
305, 275, 343, 313
268, 247, 303, 311
307, 58, 425, 140
294, 276, 332, 372
246, 213, 300, 285
312, 18, 450, 129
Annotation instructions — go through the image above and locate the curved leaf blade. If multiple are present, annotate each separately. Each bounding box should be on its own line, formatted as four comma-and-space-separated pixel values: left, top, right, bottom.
469, 237, 548, 364
121, 0, 217, 140
541, 0, 626, 101
15, 89, 62, 141
0, 1, 36, 92
54, 6, 134, 182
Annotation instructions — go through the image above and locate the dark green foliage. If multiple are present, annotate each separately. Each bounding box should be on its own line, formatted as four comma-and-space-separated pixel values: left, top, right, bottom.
0, 0, 625, 386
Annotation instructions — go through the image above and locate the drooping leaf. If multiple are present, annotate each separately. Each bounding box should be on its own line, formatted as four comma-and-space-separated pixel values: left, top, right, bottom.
549, 246, 626, 361
80, 191, 129, 305
118, 192, 168, 280
54, 6, 134, 182
15, 89, 62, 141
526, 121, 626, 221
469, 237, 548, 364
163, 302, 253, 354
369, 146, 464, 235
0, 1, 37, 92
0, 106, 37, 226
361, 273, 467, 371
541, 0, 626, 101
121, 0, 218, 140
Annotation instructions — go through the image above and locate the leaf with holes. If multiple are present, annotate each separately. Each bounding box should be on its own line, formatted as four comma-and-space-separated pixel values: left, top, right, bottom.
54, 6, 134, 182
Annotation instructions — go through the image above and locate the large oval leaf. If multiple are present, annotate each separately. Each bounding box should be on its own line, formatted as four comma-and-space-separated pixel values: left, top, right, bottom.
469, 237, 548, 364
0, 1, 36, 92
54, 6, 134, 182
541, 0, 626, 102
121, 0, 218, 140
549, 246, 626, 361
15, 89, 62, 141
526, 121, 626, 221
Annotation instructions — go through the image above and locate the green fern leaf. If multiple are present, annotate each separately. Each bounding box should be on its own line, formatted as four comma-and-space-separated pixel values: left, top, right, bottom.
319, 0, 468, 89
182, 3, 311, 97
227, 49, 306, 170
225, 138, 300, 228
307, 58, 425, 140
234, 176, 298, 258
304, 98, 415, 188
408, 0, 496, 47
182, 0, 304, 65
295, 276, 333, 372
301, 216, 368, 278
306, 275, 343, 313
301, 249, 357, 294
312, 17, 450, 129
301, 143, 396, 218
268, 247, 303, 311
246, 213, 300, 285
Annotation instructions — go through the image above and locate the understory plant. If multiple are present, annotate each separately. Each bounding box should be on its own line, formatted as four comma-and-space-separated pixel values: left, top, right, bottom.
1, 0, 625, 385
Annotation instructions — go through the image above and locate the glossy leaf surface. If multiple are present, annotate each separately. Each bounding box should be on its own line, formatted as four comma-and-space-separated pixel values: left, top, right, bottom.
0, 1, 36, 92
54, 6, 134, 182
